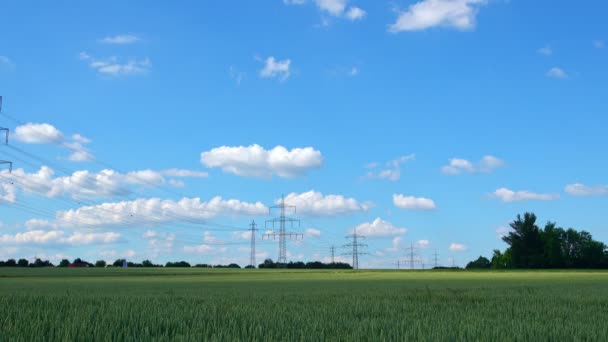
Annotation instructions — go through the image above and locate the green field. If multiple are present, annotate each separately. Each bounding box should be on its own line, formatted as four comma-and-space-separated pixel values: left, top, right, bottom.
1, 269, 607, 341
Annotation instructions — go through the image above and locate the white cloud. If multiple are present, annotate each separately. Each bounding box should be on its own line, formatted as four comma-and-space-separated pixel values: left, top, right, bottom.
14, 123, 64, 143
565, 183, 608, 197
353, 218, 407, 237
0, 166, 209, 201
316, 0, 346, 15
201, 144, 322, 178
449, 243, 467, 251
538, 46, 552, 56
365, 154, 415, 181
345, 6, 366, 20
55, 196, 268, 228
389, 0, 488, 32
0, 230, 120, 245
393, 194, 436, 210
349, 67, 359, 76
283, 190, 371, 216
546, 67, 568, 79
13, 123, 93, 161
417, 239, 430, 248
183, 244, 227, 255
305, 228, 321, 237
285, 0, 365, 22
492, 187, 559, 203
80, 52, 151, 76
442, 155, 504, 174
100, 249, 136, 258
99, 34, 140, 44
386, 236, 403, 252
161, 169, 208, 178
229, 66, 245, 85
260, 57, 291, 81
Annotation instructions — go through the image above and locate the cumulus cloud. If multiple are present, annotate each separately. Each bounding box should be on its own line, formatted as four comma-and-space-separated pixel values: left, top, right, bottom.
260, 57, 291, 81
393, 194, 436, 210
201, 144, 322, 178
305, 228, 321, 237
282, 190, 371, 216
449, 243, 467, 251
98, 34, 140, 44
54, 196, 268, 228
183, 244, 227, 255
353, 218, 407, 237
565, 183, 608, 197
492, 188, 559, 203
386, 236, 403, 252
389, 0, 488, 32
0, 230, 120, 245
496, 226, 509, 238
365, 154, 415, 181
417, 239, 430, 248
546, 67, 568, 79
13, 123, 93, 161
345, 6, 365, 20
0, 166, 209, 201
100, 249, 136, 258
80, 52, 151, 76
594, 40, 605, 49
285, 0, 365, 22
442, 155, 504, 174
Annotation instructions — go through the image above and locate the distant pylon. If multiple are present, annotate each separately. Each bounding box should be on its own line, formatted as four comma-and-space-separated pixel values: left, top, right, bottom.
330, 245, 336, 264
263, 195, 303, 266
249, 220, 258, 268
403, 243, 419, 269
342, 228, 368, 270
433, 250, 440, 268
0, 96, 13, 172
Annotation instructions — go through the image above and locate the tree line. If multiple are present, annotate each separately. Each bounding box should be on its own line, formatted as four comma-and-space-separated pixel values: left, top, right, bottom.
467, 212, 608, 269
0, 257, 351, 269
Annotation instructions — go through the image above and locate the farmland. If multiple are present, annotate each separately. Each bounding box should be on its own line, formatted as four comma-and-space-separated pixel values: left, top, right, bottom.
1, 269, 608, 341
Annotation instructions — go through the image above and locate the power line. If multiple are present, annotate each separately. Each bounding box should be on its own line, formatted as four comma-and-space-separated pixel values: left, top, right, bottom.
249, 220, 258, 268
263, 195, 303, 266
342, 229, 367, 270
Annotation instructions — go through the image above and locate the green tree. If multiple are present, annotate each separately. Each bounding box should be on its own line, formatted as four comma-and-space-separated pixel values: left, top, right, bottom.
502, 213, 544, 268
58, 259, 70, 267
466, 256, 491, 269
17, 259, 29, 267
95, 260, 106, 268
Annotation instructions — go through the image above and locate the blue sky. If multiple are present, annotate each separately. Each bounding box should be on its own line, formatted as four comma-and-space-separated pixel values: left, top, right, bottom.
0, 0, 607, 268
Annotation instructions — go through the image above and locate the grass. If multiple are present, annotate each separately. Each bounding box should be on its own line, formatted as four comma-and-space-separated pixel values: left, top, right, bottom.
1, 268, 607, 341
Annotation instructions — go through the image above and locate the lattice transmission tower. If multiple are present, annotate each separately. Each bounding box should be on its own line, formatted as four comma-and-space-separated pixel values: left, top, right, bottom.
249, 220, 258, 268
263, 195, 303, 266
0, 96, 13, 173
342, 230, 367, 270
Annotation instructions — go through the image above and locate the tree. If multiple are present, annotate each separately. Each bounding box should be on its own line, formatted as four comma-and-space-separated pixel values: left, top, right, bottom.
259, 259, 277, 269
502, 213, 544, 268
541, 222, 566, 268
466, 256, 491, 269
58, 259, 70, 267
17, 259, 29, 267
113, 259, 126, 267
5, 259, 16, 267
142, 260, 154, 267
95, 260, 107, 268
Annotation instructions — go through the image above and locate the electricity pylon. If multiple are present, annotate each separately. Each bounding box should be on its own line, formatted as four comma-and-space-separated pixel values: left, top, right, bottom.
403, 243, 419, 269
433, 250, 440, 268
0, 96, 12, 173
330, 245, 336, 264
342, 229, 367, 270
263, 195, 303, 267
249, 220, 258, 268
